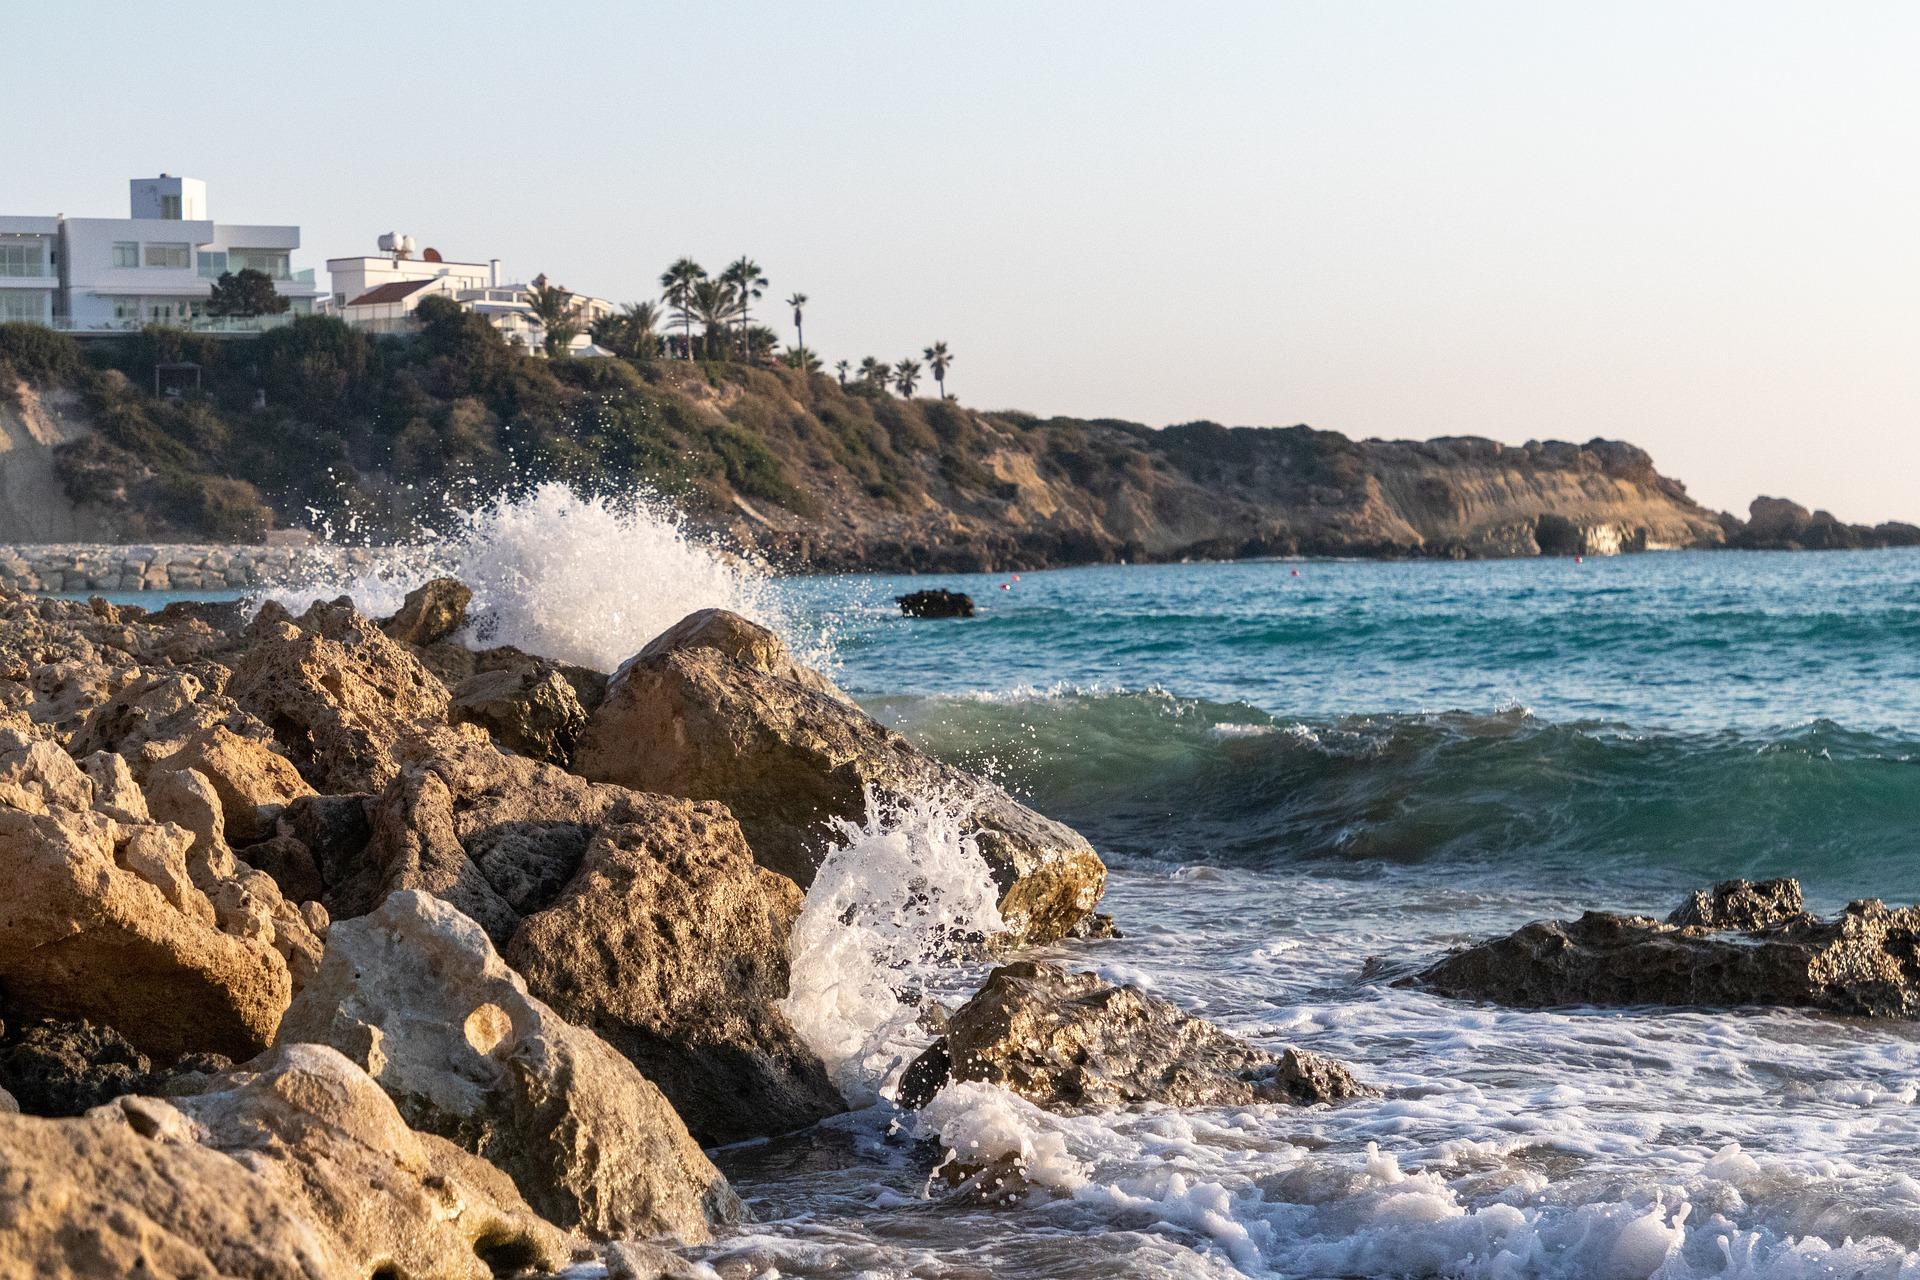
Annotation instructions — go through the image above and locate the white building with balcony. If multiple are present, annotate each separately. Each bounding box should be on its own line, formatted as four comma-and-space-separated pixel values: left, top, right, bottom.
328, 241, 614, 353
0, 175, 325, 334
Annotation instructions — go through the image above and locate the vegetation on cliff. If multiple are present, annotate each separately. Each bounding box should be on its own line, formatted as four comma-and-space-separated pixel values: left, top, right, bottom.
3, 317, 1909, 565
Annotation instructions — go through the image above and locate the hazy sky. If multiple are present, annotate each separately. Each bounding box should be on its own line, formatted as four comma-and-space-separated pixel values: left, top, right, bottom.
13, 1, 1918, 520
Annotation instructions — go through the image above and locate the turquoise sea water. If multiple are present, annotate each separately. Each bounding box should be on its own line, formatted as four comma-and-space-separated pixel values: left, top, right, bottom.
85, 540, 1920, 1277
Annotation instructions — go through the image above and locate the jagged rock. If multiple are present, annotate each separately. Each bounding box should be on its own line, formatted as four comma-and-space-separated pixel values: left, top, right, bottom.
275, 790, 372, 889
507, 805, 844, 1145
899, 961, 1373, 1111
68, 666, 262, 770
897, 588, 976, 619
278, 890, 740, 1243
0, 1086, 14, 1113
631, 607, 850, 704
1418, 878, 1920, 1016
0, 737, 93, 813
148, 724, 314, 844
383, 576, 473, 647
575, 610, 1105, 943
329, 735, 641, 945
0, 1011, 230, 1117
79, 749, 147, 823
0, 1043, 572, 1279
239, 833, 324, 904
145, 763, 228, 867
450, 665, 587, 765
0, 800, 290, 1059
605, 1240, 714, 1280
227, 599, 451, 793
1668, 877, 1804, 931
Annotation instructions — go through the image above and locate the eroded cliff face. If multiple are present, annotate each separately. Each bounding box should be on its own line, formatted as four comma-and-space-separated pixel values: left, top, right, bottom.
0, 383, 117, 544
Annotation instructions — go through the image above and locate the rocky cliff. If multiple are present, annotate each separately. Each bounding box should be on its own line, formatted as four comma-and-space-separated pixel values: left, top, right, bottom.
3, 318, 1907, 570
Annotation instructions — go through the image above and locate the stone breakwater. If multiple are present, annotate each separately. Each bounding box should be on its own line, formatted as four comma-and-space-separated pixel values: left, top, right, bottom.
0, 543, 374, 594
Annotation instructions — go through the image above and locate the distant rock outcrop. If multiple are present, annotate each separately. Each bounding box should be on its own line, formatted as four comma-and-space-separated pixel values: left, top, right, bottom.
1418, 878, 1920, 1016
1721, 496, 1920, 551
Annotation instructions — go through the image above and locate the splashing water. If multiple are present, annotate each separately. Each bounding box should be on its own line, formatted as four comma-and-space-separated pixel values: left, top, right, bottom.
780, 788, 1006, 1105
261, 482, 820, 672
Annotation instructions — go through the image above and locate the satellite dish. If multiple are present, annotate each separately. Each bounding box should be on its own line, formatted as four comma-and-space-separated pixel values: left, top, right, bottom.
422, 247, 443, 263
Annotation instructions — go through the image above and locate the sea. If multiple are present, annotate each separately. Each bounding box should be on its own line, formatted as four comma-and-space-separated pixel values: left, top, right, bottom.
112, 487, 1920, 1278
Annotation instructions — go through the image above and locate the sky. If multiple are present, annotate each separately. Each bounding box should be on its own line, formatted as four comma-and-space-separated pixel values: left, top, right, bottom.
10, 1, 1918, 521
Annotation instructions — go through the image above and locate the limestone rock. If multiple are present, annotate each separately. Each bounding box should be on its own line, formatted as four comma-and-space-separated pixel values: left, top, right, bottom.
0, 803, 289, 1059
507, 805, 844, 1145
575, 610, 1105, 943
605, 1240, 715, 1280
149, 724, 314, 844
68, 666, 262, 771
79, 749, 147, 823
383, 576, 473, 647
227, 599, 451, 793
279, 890, 740, 1243
1418, 879, 1920, 1017
329, 736, 642, 945
450, 664, 587, 765
0, 1043, 572, 1280
900, 961, 1374, 1112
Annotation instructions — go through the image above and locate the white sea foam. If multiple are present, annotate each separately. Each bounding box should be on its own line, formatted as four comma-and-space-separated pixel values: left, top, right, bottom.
780, 788, 1006, 1104
259, 482, 817, 672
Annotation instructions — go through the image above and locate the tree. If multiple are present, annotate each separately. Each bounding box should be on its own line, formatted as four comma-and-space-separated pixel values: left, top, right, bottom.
786, 292, 808, 352
858, 356, 890, 390
893, 358, 922, 397
524, 275, 583, 356
783, 345, 821, 373
833, 359, 850, 386
721, 257, 767, 358
923, 341, 953, 399
592, 300, 661, 359
659, 258, 707, 360
204, 268, 290, 320
690, 279, 740, 359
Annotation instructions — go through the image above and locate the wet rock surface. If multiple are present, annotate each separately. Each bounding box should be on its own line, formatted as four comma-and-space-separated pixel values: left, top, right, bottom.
897, 588, 976, 619
575, 610, 1105, 943
507, 804, 844, 1145
1418, 878, 1920, 1016
900, 960, 1374, 1111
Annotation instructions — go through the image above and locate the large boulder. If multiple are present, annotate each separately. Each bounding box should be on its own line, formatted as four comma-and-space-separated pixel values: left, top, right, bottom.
328, 735, 641, 945
450, 665, 588, 766
900, 961, 1374, 1111
507, 804, 844, 1145
1417, 878, 1920, 1016
226, 600, 451, 794
0, 791, 291, 1060
147, 724, 315, 845
0, 1043, 572, 1280
278, 890, 740, 1243
575, 610, 1104, 943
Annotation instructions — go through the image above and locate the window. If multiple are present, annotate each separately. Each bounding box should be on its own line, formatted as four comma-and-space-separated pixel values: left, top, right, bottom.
109, 296, 142, 323
0, 240, 47, 277
198, 251, 228, 279
160, 194, 182, 219
112, 242, 139, 268
229, 249, 291, 279
143, 243, 190, 269
0, 292, 48, 323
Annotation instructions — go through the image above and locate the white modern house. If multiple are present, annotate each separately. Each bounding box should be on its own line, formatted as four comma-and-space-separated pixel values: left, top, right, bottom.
329, 238, 614, 353
1, 176, 325, 333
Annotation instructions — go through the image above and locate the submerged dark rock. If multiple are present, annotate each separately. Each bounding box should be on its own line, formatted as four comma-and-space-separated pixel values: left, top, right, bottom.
897, 588, 976, 618
899, 960, 1374, 1111
1418, 878, 1920, 1017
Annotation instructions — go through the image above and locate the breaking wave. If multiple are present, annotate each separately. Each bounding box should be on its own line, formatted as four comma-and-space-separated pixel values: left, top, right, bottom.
259, 482, 822, 672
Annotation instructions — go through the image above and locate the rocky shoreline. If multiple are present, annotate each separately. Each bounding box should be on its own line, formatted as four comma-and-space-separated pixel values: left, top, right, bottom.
0, 542, 374, 595
0, 579, 1359, 1276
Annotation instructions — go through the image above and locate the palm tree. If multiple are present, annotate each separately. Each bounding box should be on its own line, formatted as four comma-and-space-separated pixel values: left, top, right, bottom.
593, 300, 661, 359
858, 356, 890, 390
923, 341, 953, 399
783, 345, 821, 373
690, 279, 739, 359
833, 359, 850, 386
659, 258, 706, 359
786, 292, 809, 353
722, 257, 768, 359
893, 358, 922, 397
525, 275, 582, 357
